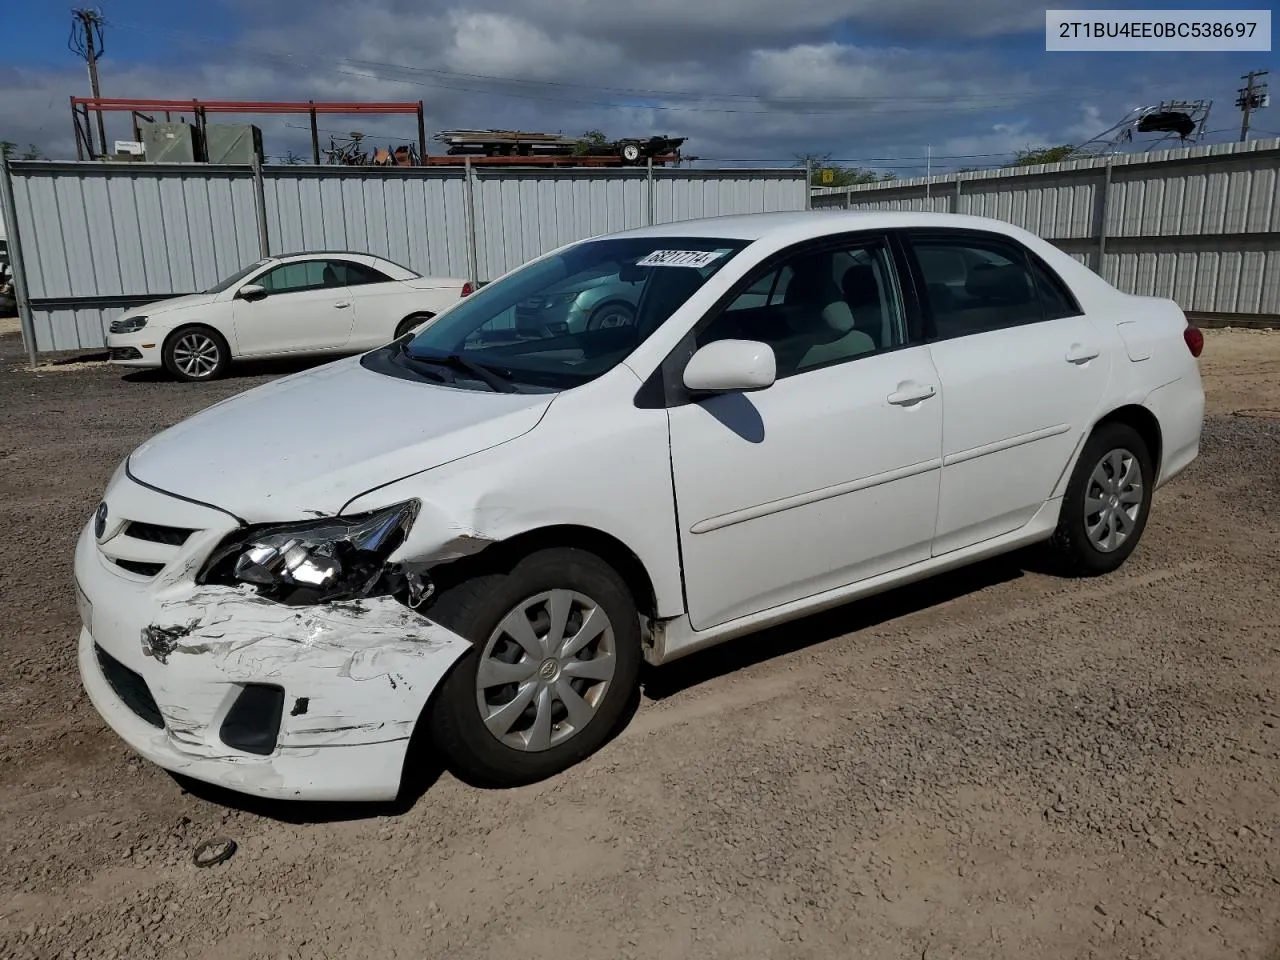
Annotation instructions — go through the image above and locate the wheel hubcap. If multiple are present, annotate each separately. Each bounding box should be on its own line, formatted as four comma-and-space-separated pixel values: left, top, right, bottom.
475, 589, 616, 752
1084, 447, 1144, 553
172, 334, 219, 378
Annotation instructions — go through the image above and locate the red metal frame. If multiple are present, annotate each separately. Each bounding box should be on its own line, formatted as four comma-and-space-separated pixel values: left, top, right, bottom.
70, 97, 426, 163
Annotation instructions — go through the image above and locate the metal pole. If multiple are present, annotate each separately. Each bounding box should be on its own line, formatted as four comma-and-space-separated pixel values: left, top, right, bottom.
81, 15, 108, 156
804, 159, 813, 210
646, 156, 654, 225
0, 156, 39, 368
926, 145, 932, 204
72, 99, 85, 162
416, 102, 427, 165
251, 153, 270, 258
462, 157, 480, 284
1096, 160, 1113, 276
310, 102, 320, 164
953, 176, 962, 214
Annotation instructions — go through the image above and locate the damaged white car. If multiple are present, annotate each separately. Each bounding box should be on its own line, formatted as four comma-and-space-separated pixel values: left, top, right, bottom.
75, 211, 1205, 801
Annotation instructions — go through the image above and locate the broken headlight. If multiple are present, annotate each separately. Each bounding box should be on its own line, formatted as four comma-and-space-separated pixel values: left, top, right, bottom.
200, 500, 421, 605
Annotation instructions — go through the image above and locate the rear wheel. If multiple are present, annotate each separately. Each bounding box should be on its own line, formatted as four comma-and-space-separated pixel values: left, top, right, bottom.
1049, 421, 1154, 575
395, 312, 433, 339
427, 548, 641, 787
163, 326, 229, 382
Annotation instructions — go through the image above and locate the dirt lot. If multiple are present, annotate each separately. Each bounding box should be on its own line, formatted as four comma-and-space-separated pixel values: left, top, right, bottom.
1, 328, 1278, 960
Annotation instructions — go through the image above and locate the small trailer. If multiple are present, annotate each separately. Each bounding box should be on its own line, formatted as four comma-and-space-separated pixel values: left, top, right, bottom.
433, 130, 687, 165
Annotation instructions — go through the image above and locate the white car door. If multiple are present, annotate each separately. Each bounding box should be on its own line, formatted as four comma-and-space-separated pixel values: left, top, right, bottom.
905, 230, 1113, 556
329, 259, 416, 349
665, 236, 944, 631
232, 259, 357, 357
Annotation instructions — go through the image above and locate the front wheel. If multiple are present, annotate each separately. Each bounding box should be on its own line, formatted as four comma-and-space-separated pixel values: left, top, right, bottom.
395, 312, 433, 340
426, 548, 641, 787
163, 326, 230, 382
1049, 421, 1154, 575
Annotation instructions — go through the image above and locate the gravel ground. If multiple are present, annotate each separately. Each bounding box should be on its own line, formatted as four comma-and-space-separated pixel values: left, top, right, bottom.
1, 328, 1278, 960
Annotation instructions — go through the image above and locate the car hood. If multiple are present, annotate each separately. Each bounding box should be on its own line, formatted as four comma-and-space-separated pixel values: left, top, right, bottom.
127, 357, 554, 522
138, 292, 221, 318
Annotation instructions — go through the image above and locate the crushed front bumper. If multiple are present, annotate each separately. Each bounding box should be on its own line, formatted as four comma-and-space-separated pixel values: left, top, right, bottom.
75, 518, 472, 801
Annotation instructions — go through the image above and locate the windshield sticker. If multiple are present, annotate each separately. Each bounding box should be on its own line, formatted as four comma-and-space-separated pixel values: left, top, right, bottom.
634, 249, 727, 269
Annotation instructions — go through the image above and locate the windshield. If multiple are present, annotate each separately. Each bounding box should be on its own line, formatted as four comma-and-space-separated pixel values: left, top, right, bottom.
204, 259, 270, 295
361, 236, 748, 392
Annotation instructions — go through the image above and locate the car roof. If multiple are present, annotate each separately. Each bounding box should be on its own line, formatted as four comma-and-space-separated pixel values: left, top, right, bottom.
611, 210, 1037, 243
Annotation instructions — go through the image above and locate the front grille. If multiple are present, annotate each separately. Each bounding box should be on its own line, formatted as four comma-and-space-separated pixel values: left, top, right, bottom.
110, 347, 143, 360
111, 559, 165, 577
125, 521, 194, 547
94, 643, 163, 728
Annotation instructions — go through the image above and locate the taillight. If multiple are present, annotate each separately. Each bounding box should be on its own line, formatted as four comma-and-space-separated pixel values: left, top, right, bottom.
460, 281, 473, 297
1183, 323, 1204, 358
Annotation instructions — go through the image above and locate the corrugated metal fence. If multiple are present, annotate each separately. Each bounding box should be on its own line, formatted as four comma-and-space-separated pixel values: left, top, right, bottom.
814, 138, 1280, 321
0, 160, 807, 355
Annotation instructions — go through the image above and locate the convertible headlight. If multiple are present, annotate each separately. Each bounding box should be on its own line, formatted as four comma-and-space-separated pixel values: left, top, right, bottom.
201, 500, 420, 604
109, 316, 148, 334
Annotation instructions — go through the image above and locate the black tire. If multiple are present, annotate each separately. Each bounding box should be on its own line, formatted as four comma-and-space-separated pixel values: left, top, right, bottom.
586, 300, 636, 330
426, 548, 641, 787
618, 141, 642, 164
1049, 421, 1154, 576
395, 312, 433, 339
162, 326, 230, 382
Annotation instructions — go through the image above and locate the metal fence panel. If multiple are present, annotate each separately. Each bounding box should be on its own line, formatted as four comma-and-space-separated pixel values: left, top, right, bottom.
472, 170, 649, 281
811, 138, 1280, 317
654, 171, 808, 224
263, 168, 470, 278
6, 160, 807, 355
11, 164, 258, 301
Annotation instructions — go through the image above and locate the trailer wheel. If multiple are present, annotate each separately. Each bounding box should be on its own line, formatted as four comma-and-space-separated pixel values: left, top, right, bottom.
618, 141, 642, 164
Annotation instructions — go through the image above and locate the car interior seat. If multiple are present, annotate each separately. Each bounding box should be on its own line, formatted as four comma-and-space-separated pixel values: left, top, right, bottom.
783, 254, 876, 372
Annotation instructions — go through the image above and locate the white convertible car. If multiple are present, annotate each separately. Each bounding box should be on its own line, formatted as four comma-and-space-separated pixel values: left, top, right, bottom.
75, 211, 1205, 801
105, 251, 470, 381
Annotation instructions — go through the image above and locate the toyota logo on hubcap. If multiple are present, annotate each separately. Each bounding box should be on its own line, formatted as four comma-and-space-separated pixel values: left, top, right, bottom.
94, 502, 109, 540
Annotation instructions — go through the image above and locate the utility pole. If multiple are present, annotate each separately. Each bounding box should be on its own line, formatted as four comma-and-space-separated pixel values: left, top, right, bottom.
1236, 69, 1269, 141
69, 8, 107, 157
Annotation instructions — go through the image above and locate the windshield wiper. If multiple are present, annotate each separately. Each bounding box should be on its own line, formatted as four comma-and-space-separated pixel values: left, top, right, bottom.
403, 349, 517, 393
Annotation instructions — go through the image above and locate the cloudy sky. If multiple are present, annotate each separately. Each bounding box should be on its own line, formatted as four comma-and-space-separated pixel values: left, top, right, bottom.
2, 0, 1274, 173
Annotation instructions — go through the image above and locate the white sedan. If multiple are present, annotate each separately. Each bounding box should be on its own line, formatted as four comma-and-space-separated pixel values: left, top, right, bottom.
105, 251, 470, 381
75, 211, 1204, 801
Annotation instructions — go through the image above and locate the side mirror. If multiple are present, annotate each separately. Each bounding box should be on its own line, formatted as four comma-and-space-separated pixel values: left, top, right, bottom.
238, 283, 267, 301
618, 262, 646, 283
682, 339, 776, 394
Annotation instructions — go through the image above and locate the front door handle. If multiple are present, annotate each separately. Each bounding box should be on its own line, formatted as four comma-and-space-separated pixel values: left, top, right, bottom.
333, 302, 351, 309
887, 382, 937, 406
1066, 343, 1100, 364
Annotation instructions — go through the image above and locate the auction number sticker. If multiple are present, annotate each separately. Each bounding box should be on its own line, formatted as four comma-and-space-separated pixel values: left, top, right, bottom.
635, 250, 726, 268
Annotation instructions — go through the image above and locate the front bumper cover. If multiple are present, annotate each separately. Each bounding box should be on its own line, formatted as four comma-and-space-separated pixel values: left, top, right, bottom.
76, 520, 473, 801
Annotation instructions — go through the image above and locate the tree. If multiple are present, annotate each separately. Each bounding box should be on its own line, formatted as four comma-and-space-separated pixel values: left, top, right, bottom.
2, 141, 45, 161
282, 150, 305, 165
1012, 144, 1075, 166
796, 153, 896, 187
573, 130, 609, 156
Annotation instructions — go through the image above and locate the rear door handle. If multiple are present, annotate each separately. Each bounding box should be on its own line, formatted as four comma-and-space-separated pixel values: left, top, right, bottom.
333, 302, 351, 309
1066, 343, 1100, 364
887, 382, 937, 406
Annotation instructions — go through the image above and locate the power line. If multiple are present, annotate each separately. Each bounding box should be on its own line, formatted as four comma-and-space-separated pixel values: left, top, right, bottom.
108, 19, 1118, 116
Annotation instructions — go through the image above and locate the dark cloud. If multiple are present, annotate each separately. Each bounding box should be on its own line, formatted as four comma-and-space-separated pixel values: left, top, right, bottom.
0, 1, 1234, 169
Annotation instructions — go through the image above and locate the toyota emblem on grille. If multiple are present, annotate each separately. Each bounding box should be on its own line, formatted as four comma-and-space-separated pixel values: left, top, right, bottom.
94, 502, 109, 540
